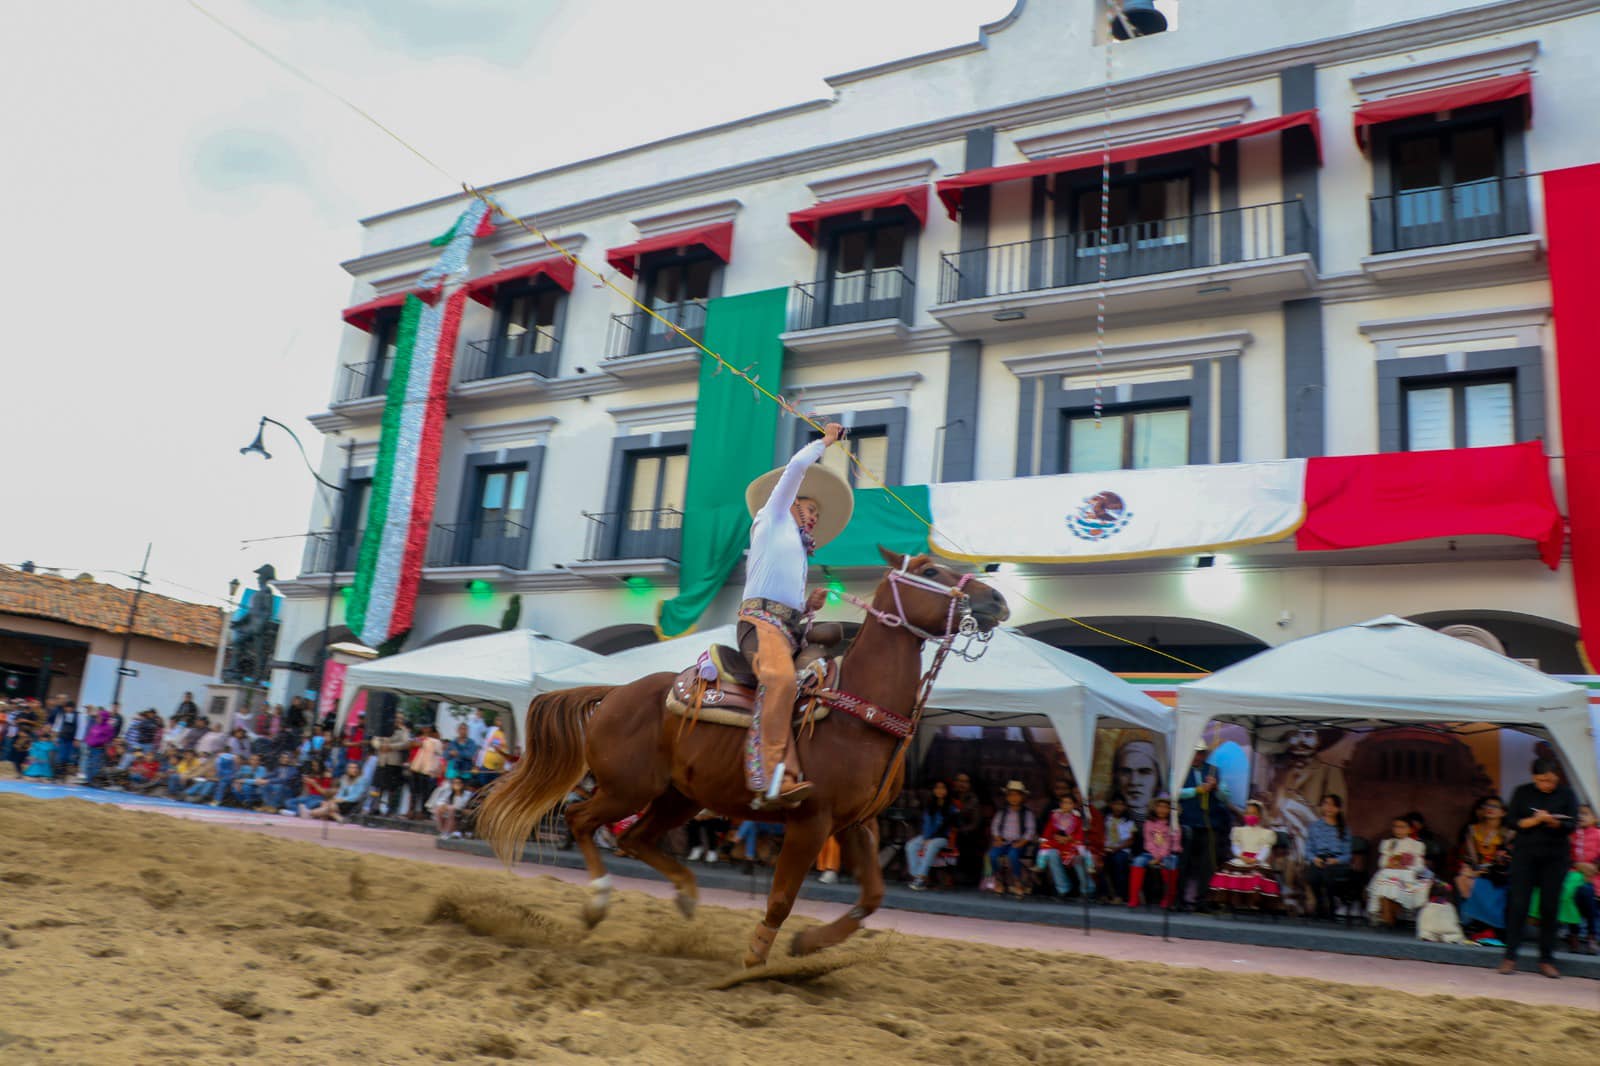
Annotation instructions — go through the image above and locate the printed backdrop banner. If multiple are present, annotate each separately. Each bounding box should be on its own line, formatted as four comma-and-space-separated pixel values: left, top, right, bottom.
927, 460, 1307, 562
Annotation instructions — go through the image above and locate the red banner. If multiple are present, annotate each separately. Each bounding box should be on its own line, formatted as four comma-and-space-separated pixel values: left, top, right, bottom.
1296, 441, 1563, 568
316, 659, 347, 724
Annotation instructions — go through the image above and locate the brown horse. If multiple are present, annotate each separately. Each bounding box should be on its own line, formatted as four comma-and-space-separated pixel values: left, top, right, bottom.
478, 548, 1009, 967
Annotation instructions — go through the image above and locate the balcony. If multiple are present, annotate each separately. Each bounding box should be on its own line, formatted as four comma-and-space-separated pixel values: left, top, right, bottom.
1362, 174, 1539, 280
334, 359, 389, 404
424, 519, 531, 569
607, 301, 707, 359
929, 200, 1317, 336
300, 530, 362, 576
580, 509, 683, 563
789, 267, 915, 331
459, 331, 560, 384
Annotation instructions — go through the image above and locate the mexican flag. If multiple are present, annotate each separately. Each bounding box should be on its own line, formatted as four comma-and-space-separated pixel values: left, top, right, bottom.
815, 441, 1561, 569
345, 201, 496, 647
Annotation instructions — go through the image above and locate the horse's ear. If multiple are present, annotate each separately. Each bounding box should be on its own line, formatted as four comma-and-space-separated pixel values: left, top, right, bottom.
877, 545, 906, 568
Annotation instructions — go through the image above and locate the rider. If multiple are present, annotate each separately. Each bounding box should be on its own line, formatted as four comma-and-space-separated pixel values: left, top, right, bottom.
739, 422, 853, 811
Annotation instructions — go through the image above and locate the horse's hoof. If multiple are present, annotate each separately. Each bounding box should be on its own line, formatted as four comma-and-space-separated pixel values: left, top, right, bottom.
582, 901, 609, 929
741, 950, 767, 969
675, 892, 697, 920
789, 931, 818, 957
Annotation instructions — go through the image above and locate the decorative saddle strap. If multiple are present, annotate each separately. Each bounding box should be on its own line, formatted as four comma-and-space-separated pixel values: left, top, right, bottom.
813, 689, 913, 739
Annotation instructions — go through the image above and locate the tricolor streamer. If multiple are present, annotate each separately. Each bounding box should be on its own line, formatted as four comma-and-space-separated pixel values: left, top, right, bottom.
345, 201, 489, 646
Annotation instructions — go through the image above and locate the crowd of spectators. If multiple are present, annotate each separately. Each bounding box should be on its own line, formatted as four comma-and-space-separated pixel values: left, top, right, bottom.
0, 694, 511, 840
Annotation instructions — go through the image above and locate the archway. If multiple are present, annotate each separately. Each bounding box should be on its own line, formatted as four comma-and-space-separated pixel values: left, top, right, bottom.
574, 624, 659, 655
1018, 616, 1268, 673
1407, 610, 1583, 673
419, 624, 500, 648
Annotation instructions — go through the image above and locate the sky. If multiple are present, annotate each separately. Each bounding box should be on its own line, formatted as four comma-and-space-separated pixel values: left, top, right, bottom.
1, 0, 1015, 609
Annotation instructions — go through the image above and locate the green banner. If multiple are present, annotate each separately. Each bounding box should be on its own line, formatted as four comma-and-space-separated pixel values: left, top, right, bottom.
656, 288, 788, 637
811, 484, 933, 568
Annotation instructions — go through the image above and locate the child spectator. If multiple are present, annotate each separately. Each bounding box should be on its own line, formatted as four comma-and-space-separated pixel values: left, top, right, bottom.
1100, 793, 1138, 903
426, 776, 474, 838
987, 781, 1037, 897
1368, 813, 1432, 926
1567, 803, 1598, 955
905, 780, 958, 891
166, 749, 203, 798
126, 749, 166, 793
1129, 793, 1181, 908
1209, 799, 1284, 911
23, 730, 54, 780
407, 726, 444, 818
1033, 789, 1084, 900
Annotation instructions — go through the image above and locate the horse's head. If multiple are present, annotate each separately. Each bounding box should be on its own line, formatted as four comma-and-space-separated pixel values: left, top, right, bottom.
873, 547, 1010, 637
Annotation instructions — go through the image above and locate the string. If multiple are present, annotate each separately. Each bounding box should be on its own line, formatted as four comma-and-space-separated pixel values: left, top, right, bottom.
186, 0, 1206, 675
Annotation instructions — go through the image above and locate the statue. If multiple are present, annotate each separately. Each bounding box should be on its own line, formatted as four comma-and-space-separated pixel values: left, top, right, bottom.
223, 564, 280, 686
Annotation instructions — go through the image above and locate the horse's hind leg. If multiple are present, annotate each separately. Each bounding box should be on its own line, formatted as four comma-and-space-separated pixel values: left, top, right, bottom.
566, 789, 647, 929
616, 787, 702, 919
790, 819, 884, 957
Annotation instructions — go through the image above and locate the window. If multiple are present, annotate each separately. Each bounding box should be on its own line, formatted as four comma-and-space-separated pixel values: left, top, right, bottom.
807, 428, 890, 488
368, 309, 401, 397
636, 254, 716, 352
337, 478, 371, 570
820, 220, 910, 326
1064, 405, 1189, 473
1073, 174, 1191, 254
1402, 374, 1514, 451
1391, 124, 1504, 245
616, 448, 687, 557
474, 465, 529, 539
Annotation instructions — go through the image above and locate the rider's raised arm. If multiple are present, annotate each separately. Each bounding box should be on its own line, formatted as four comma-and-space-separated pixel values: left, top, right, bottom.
759, 438, 826, 520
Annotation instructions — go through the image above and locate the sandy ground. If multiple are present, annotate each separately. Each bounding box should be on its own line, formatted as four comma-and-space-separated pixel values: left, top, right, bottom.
1, 794, 1595, 1065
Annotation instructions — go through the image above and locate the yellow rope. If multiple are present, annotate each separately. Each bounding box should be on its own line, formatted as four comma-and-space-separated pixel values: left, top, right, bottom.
187, 0, 1209, 676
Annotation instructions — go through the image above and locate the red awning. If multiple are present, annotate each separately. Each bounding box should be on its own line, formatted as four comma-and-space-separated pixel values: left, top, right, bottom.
936, 110, 1323, 220
787, 185, 930, 245
605, 221, 735, 279
1353, 73, 1532, 149
464, 257, 577, 307
341, 291, 412, 332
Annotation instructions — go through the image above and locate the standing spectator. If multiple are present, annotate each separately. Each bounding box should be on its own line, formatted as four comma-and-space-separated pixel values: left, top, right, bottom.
1302, 794, 1356, 921
1100, 794, 1138, 904
1129, 793, 1181, 909
284, 697, 308, 737
1177, 743, 1232, 910
174, 691, 199, 725
685, 810, 729, 864
987, 781, 1037, 897
1456, 795, 1512, 944
370, 720, 412, 816
80, 706, 120, 786
1033, 789, 1084, 900
444, 724, 478, 782
263, 753, 302, 811
178, 715, 208, 752
1368, 814, 1432, 926
1499, 758, 1579, 978
8, 722, 35, 775
474, 721, 508, 789
406, 727, 444, 818
465, 708, 488, 747
426, 776, 475, 838
904, 780, 958, 891
950, 773, 988, 885
24, 728, 56, 780
126, 710, 161, 754
49, 701, 82, 781
208, 749, 240, 806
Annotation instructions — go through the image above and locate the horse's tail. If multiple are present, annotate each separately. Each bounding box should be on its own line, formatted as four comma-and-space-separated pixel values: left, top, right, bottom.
477, 685, 614, 868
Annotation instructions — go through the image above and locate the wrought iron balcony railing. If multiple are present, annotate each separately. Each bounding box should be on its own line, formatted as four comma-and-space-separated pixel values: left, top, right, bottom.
424, 519, 531, 569
1368, 173, 1531, 255
788, 267, 915, 331
605, 301, 708, 359
580, 508, 684, 561
459, 330, 560, 383
335, 359, 390, 403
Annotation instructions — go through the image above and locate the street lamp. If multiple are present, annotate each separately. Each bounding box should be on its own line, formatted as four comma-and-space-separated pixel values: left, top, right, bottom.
240, 416, 355, 704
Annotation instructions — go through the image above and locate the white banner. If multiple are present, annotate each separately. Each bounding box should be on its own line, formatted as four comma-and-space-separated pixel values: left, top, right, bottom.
928, 459, 1308, 562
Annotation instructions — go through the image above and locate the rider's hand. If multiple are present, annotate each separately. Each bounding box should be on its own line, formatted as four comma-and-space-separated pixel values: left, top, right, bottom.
806, 587, 828, 614
821, 422, 844, 446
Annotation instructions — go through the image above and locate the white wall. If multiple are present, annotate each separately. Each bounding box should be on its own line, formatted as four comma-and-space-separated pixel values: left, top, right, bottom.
81, 654, 214, 719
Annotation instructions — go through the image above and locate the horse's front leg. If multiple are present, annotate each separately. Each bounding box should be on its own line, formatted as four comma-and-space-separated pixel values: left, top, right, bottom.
790, 819, 884, 957
744, 815, 828, 967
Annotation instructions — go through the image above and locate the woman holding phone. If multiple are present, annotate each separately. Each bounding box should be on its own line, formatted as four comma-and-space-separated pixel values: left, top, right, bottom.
1499, 758, 1578, 978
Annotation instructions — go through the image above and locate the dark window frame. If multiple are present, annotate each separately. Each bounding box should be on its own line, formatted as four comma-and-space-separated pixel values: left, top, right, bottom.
1060, 401, 1193, 474
1399, 371, 1518, 452
442, 446, 545, 569
596, 430, 695, 560
366, 308, 402, 397
488, 277, 567, 377
787, 407, 908, 488
1054, 150, 1214, 284
1025, 371, 1220, 477
1375, 346, 1543, 453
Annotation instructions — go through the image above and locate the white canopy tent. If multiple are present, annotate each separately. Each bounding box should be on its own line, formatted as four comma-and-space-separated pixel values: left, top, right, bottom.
336, 629, 602, 744
1172, 616, 1600, 807
538, 625, 1171, 794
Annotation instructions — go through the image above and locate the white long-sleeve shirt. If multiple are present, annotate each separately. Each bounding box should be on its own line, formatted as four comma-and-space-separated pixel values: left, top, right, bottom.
741, 440, 826, 610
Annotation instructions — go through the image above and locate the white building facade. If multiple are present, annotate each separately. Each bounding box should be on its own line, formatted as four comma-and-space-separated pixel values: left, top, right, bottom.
271, 0, 1595, 701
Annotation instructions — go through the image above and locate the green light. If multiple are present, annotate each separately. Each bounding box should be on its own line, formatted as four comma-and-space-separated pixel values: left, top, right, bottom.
466, 579, 495, 602
826, 578, 845, 604
623, 575, 652, 598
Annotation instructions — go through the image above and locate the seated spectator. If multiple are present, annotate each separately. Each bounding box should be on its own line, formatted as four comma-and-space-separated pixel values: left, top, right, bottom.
182, 754, 218, 802
1405, 810, 1448, 877
306, 763, 368, 823
426, 775, 474, 838
686, 810, 729, 864
905, 780, 958, 891
1456, 795, 1512, 945
1100, 793, 1137, 903
166, 749, 203, 798
299, 726, 330, 766
1209, 799, 1283, 911
263, 753, 302, 811
1368, 814, 1432, 926
125, 749, 166, 794
1129, 793, 1181, 909
23, 730, 54, 779
195, 722, 226, 756
227, 754, 268, 808
1570, 803, 1599, 955
280, 760, 333, 817
987, 781, 1037, 897
1303, 793, 1356, 921
1033, 789, 1084, 900
226, 727, 251, 758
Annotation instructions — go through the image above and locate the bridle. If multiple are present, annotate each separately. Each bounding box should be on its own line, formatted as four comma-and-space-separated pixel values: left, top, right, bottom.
842, 557, 994, 663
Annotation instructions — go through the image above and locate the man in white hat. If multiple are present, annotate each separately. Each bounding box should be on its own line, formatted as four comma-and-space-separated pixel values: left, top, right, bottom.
738, 422, 853, 810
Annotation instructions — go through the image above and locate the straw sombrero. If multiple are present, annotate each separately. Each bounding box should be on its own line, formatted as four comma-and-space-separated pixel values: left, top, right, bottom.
744, 459, 854, 548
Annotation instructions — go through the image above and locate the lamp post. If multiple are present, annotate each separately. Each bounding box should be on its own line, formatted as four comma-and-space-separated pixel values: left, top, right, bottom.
240, 416, 356, 701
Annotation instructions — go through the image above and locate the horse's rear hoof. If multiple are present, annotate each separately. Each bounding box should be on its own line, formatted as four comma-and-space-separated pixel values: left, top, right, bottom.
675, 892, 697, 920
789, 930, 818, 957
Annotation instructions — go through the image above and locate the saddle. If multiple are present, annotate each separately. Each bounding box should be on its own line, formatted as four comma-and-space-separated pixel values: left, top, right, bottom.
665, 645, 836, 730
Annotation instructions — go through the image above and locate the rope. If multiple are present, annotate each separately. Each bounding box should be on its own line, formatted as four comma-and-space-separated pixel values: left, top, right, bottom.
186, 0, 1206, 676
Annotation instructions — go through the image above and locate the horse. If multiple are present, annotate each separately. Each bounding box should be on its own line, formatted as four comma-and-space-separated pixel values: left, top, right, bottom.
477, 548, 1010, 967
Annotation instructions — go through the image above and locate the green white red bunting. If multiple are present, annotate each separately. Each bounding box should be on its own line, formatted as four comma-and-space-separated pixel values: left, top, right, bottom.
345, 201, 494, 647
